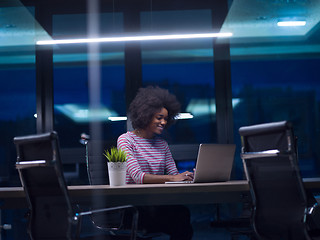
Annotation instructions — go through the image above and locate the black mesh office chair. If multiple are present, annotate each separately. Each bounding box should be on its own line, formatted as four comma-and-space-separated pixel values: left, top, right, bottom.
14, 131, 138, 240
239, 121, 312, 240
80, 134, 166, 240
80, 136, 110, 186
80, 136, 126, 232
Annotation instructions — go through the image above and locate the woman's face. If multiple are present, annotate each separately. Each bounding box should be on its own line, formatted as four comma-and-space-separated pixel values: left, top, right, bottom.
145, 107, 168, 136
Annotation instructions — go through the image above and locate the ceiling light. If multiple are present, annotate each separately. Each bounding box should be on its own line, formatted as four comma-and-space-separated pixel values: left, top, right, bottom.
277, 20, 306, 27
36, 32, 233, 45
55, 104, 117, 122
108, 116, 128, 121
175, 113, 194, 120
109, 113, 195, 121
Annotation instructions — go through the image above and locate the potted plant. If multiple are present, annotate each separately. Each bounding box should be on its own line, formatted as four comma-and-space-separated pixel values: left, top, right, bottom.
103, 147, 127, 186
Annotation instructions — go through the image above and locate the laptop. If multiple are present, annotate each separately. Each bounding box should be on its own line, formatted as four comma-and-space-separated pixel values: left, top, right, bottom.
165, 144, 236, 184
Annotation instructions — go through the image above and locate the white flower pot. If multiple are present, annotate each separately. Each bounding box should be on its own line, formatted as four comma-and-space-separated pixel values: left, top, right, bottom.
107, 162, 127, 186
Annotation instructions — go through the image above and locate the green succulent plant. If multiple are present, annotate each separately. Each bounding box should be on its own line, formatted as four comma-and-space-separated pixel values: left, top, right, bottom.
103, 147, 127, 162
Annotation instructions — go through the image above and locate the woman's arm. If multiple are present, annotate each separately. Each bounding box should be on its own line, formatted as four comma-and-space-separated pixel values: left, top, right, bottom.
118, 133, 145, 183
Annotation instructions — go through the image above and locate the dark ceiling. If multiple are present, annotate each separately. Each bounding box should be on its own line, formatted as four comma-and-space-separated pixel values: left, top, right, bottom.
0, 0, 319, 67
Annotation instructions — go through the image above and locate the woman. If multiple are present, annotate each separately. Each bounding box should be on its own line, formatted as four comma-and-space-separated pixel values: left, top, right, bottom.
117, 86, 194, 184
117, 86, 193, 239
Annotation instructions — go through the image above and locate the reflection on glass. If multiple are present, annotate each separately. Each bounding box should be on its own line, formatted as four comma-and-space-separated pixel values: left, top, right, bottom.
232, 60, 320, 178
53, 13, 126, 150
0, 2, 37, 186
141, 10, 217, 144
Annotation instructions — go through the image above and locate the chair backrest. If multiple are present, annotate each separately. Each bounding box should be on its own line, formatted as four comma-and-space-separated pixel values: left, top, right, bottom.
84, 139, 111, 185
14, 131, 74, 240
81, 138, 126, 229
239, 120, 296, 153
239, 121, 309, 240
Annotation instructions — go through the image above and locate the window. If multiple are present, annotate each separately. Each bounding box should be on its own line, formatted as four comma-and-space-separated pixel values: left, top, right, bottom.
53, 13, 126, 148
141, 10, 217, 144
52, 13, 126, 183
0, 5, 36, 186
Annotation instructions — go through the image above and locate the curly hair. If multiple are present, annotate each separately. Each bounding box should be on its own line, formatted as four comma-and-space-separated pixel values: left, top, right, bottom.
129, 86, 181, 130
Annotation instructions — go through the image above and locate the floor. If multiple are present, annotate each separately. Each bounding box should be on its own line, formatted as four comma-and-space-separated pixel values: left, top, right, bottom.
0, 203, 253, 240
189, 204, 252, 240
131, 203, 252, 240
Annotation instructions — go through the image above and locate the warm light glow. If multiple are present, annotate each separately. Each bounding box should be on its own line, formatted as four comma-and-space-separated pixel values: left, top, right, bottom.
36, 32, 233, 45
277, 21, 306, 27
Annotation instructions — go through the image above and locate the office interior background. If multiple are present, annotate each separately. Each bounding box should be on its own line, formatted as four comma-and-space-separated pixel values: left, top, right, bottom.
1, 0, 320, 239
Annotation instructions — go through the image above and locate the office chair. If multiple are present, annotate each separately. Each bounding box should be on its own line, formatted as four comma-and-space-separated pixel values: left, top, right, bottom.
80, 134, 167, 240
239, 121, 313, 240
14, 131, 138, 240
80, 136, 126, 231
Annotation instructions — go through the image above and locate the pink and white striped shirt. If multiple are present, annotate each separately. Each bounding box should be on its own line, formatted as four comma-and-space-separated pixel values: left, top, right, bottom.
117, 131, 179, 184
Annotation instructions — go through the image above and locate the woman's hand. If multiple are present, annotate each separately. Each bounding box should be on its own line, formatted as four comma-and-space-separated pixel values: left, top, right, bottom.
142, 171, 194, 184
171, 171, 194, 182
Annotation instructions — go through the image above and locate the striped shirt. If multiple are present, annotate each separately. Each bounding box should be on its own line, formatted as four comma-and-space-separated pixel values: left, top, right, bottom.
117, 131, 179, 184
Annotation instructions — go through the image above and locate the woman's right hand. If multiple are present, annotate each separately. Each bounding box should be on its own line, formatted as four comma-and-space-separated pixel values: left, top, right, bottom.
172, 171, 194, 182
142, 171, 194, 184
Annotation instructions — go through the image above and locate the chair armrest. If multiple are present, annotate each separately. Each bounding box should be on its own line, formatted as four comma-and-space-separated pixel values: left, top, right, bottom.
241, 150, 280, 159
15, 160, 47, 169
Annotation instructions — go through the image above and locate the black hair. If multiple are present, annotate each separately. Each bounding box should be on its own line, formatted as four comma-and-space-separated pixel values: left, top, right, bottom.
129, 86, 181, 130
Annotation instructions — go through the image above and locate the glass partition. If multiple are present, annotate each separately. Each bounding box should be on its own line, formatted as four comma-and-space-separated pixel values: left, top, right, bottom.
52, 13, 126, 183
0, 3, 37, 186
141, 9, 216, 144
228, 0, 320, 178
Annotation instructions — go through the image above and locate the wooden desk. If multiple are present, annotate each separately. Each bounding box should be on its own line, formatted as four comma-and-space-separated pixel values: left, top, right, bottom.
0, 178, 319, 209
70, 180, 250, 207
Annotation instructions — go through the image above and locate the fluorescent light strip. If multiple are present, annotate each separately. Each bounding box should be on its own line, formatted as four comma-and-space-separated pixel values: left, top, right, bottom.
36, 32, 233, 45
108, 116, 128, 121
277, 21, 306, 27
108, 113, 194, 122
